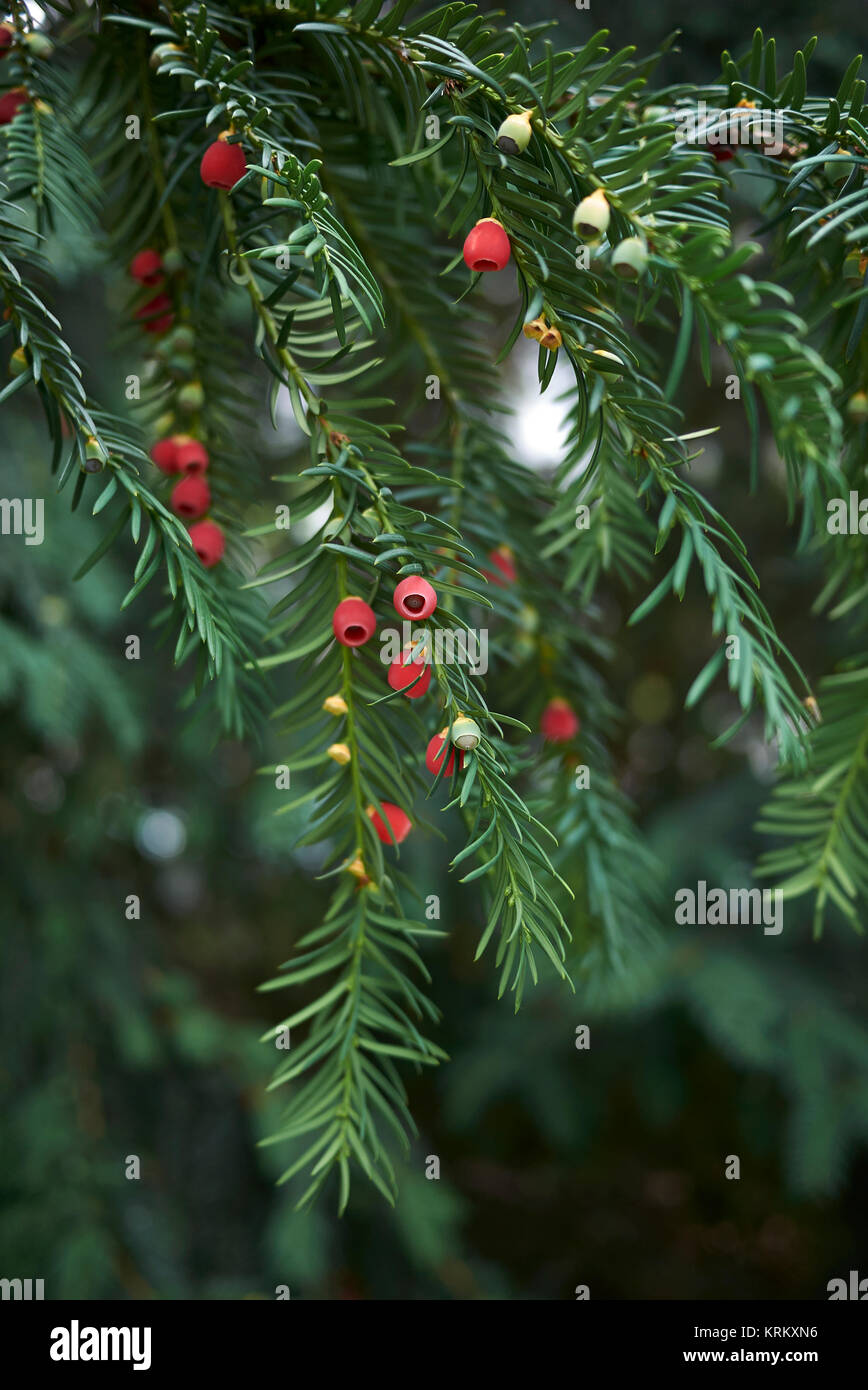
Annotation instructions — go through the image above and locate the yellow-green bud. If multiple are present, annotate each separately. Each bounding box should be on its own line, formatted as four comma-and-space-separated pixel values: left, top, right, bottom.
518, 604, 539, 632
824, 148, 852, 184
168, 355, 196, 381
24, 32, 53, 59
177, 380, 204, 413
572, 188, 611, 240
9, 346, 28, 378
846, 391, 868, 422
611, 236, 648, 281
592, 349, 625, 372
167, 324, 195, 353
641, 105, 670, 123
83, 435, 108, 472
451, 716, 481, 751
150, 42, 183, 70
346, 855, 370, 885
495, 110, 533, 156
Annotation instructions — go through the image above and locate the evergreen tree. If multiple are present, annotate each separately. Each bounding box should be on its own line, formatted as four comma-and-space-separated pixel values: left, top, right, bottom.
2, 0, 868, 1224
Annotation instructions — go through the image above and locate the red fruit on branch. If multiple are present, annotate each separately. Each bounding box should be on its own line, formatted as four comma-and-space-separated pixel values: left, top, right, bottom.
462, 218, 511, 272
366, 801, 412, 845
388, 648, 431, 699
200, 137, 247, 190
129, 249, 164, 285
426, 730, 463, 777
189, 519, 224, 568
711, 145, 735, 162
332, 596, 376, 648
0, 25, 14, 55
0, 88, 29, 124
540, 697, 580, 743
149, 438, 180, 474
393, 576, 437, 620
482, 545, 517, 586
135, 292, 174, 334
171, 475, 211, 520
175, 438, 209, 474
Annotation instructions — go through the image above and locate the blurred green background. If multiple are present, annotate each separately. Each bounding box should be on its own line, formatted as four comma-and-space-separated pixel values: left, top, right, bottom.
2, 0, 868, 1299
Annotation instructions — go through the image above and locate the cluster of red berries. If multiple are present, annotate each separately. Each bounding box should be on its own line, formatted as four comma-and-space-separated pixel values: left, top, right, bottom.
332, 579, 438, 692
328, 553, 581, 854
126, 130, 247, 569
130, 247, 177, 337
148, 433, 224, 567
129, 252, 225, 567
331, 578, 457, 848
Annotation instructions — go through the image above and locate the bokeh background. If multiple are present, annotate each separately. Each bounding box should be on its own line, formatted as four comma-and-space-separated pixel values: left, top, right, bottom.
2, 0, 868, 1299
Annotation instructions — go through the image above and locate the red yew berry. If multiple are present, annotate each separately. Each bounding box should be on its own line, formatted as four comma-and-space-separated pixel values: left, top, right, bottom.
482, 545, 517, 586
0, 25, 13, 55
200, 137, 247, 190
175, 438, 209, 474
388, 648, 431, 699
711, 144, 735, 162
366, 801, 412, 845
150, 438, 180, 474
426, 730, 463, 777
130, 249, 164, 285
0, 88, 28, 124
135, 292, 174, 334
540, 697, 580, 743
332, 596, 376, 648
393, 576, 437, 620
189, 519, 225, 568
463, 218, 511, 272
171, 475, 210, 520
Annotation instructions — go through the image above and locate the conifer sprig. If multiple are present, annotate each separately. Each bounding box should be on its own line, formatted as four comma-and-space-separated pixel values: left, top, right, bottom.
6, 2, 868, 1205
